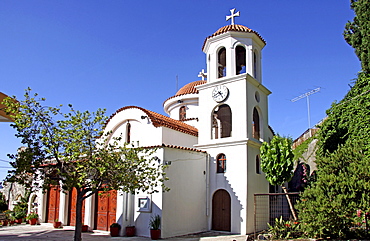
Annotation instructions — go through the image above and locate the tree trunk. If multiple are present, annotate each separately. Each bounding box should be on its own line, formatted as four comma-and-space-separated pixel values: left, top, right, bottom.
74, 188, 84, 241
282, 186, 297, 221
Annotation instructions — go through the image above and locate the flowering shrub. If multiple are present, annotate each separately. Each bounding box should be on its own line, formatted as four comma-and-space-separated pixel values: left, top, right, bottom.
350, 209, 370, 238
267, 216, 302, 239
301, 163, 309, 185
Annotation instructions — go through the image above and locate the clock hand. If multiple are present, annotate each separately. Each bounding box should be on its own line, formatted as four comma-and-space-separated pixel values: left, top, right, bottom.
218, 91, 223, 97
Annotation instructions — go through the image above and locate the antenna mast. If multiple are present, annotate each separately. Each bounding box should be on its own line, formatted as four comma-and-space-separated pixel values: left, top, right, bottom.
291, 87, 321, 129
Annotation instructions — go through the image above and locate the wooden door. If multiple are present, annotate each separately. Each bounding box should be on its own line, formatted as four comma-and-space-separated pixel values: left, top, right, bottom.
67, 188, 85, 226
94, 190, 117, 231
46, 185, 60, 223
212, 189, 231, 231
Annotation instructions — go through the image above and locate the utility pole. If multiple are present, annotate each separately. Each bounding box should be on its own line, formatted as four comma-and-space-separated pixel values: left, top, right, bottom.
291, 87, 321, 130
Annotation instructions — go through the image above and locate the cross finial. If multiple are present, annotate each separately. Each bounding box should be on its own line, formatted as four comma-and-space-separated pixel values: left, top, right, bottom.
226, 8, 240, 25
198, 69, 207, 80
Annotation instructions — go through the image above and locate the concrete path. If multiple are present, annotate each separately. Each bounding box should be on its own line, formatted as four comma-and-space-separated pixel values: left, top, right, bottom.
0, 223, 248, 241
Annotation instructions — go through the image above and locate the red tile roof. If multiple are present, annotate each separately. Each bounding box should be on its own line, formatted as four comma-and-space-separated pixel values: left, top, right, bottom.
202, 24, 266, 50
176, 80, 206, 96
146, 143, 207, 153
163, 80, 206, 105
107, 106, 198, 136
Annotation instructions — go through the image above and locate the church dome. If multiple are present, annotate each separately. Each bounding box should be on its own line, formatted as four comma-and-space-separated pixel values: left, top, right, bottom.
202, 24, 266, 50
175, 80, 207, 96
163, 80, 206, 125
163, 80, 206, 104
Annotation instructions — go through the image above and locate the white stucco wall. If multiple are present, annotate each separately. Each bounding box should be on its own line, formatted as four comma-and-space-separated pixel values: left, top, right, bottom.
161, 148, 207, 238
162, 127, 197, 148
105, 107, 198, 149
246, 141, 269, 233
164, 95, 199, 125
128, 147, 207, 239
0, 182, 27, 211
105, 108, 163, 147
132, 148, 164, 237
202, 143, 248, 234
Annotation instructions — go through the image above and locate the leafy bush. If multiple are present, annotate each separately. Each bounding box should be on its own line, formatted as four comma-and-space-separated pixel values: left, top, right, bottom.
0, 193, 8, 212
14, 211, 26, 219
26, 212, 38, 220
297, 141, 370, 238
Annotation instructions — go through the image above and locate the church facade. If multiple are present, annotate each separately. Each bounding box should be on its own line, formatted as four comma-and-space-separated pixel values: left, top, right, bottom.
34, 10, 273, 238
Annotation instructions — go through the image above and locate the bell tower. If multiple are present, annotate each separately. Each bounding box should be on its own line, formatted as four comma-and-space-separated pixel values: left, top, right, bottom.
195, 9, 273, 234
202, 9, 265, 83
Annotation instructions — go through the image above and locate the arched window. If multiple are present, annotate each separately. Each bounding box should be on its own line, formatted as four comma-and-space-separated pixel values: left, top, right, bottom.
217, 153, 226, 173
179, 106, 186, 121
256, 155, 261, 174
126, 122, 131, 143
253, 107, 260, 139
212, 104, 232, 139
253, 51, 257, 79
218, 47, 226, 78
235, 46, 246, 75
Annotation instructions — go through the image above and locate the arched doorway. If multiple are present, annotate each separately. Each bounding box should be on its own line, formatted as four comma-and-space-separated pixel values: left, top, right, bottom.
212, 189, 231, 231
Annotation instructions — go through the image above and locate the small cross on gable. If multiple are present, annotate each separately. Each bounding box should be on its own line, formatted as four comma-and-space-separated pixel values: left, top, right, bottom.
226, 8, 240, 25
198, 69, 207, 80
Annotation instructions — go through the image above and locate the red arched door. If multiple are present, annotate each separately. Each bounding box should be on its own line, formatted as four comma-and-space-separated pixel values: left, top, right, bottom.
45, 185, 60, 223
67, 188, 85, 226
212, 189, 231, 231
94, 190, 117, 231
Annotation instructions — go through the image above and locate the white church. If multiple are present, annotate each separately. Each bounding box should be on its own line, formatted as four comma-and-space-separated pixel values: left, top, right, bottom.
33, 9, 274, 238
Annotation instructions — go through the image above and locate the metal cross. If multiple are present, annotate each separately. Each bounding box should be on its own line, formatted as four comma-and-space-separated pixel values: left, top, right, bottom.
198, 69, 207, 80
226, 8, 240, 25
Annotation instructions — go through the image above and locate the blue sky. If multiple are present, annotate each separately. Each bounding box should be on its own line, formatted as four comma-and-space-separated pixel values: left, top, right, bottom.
0, 1, 360, 182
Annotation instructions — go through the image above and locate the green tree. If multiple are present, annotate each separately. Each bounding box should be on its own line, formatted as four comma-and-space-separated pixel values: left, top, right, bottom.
260, 135, 296, 219
260, 135, 294, 187
2, 89, 168, 241
344, 0, 370, 73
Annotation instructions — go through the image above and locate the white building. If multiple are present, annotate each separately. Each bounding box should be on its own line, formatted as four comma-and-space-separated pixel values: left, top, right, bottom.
36, 9, 273, 238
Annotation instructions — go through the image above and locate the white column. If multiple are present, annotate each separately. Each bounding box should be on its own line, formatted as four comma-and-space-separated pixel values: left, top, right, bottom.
116, 190, 125, 236
37, 188, 47, 222
247, 46, 253, 77
84, 192, 94, 230
207, 53, 215, 81
227, 45, 235, 77
59, 191, 68, 225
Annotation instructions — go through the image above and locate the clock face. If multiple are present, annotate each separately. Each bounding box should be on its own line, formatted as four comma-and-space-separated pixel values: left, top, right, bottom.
212, 85, 229, 102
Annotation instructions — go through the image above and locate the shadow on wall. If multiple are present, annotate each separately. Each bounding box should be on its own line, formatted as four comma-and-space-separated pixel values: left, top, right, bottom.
135, 201, 162, 237
212, 173, 243, 234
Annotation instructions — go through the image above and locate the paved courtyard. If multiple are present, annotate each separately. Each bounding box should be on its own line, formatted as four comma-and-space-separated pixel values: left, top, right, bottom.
0, 223, 248, 241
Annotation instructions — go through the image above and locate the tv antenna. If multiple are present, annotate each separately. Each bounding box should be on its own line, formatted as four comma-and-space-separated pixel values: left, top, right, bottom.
291, 87, 321, 129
